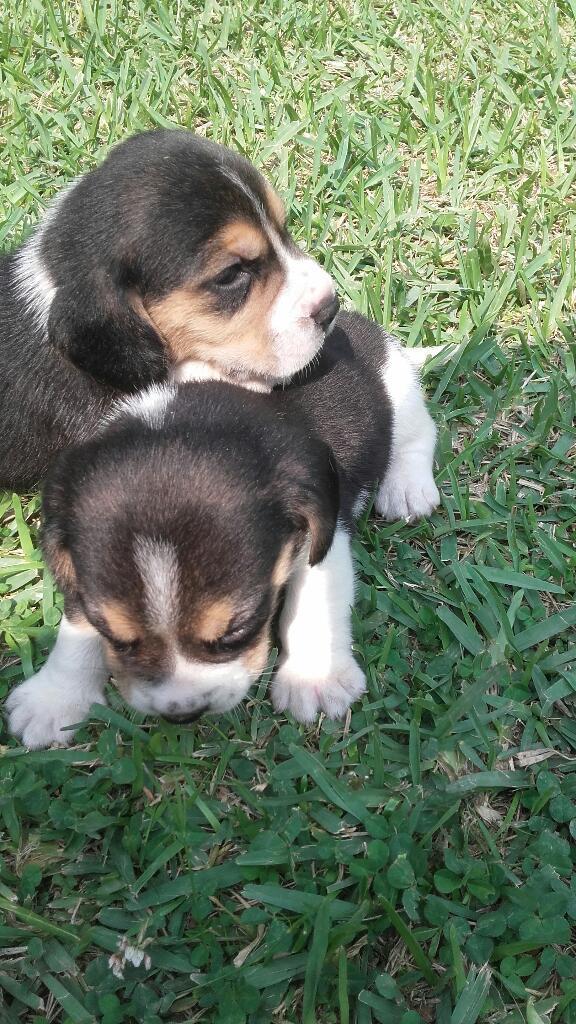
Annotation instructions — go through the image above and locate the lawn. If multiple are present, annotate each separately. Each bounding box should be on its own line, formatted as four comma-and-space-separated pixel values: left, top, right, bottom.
1, 0, 576, 1021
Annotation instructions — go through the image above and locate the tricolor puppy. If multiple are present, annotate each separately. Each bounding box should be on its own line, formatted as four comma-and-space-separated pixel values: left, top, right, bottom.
6, 312, 439, 749
0, 129, 337, 490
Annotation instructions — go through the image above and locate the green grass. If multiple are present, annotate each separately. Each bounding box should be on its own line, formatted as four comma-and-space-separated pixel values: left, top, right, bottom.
1, 0, 576, 1021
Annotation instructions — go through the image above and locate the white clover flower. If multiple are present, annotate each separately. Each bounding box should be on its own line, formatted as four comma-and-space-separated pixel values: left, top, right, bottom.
108, 935, 152, 977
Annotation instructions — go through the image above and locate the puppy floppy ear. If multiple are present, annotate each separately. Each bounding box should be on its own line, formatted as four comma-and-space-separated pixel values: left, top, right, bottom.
283, 443, 339, 566
40, 454, 78, 597
42, 522, 77, 594
48, 280, 168, 392
41, 519, 90, 625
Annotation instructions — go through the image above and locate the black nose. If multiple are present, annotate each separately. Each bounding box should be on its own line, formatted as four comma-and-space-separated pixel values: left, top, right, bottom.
163, 707, 206, 725
312, 293, 340, 331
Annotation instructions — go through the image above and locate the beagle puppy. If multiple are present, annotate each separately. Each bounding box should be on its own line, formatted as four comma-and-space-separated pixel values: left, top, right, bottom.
0, 129, 337, 490
6, 311, 439, 748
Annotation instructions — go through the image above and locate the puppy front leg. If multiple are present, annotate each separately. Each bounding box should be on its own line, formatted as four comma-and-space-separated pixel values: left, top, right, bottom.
6, 615, 108, 749
376, 340, 440, 520
272, 526, 366, 723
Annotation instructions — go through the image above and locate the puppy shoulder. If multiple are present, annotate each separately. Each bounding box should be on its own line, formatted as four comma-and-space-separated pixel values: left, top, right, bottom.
334, 309, 396, 370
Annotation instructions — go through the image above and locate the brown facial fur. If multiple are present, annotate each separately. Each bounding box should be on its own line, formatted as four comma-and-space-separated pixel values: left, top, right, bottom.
241, 634, 270, 675
43, 538, 77, 592
129, 291, 163, 334
195, 597, 234, 643
145, 219, 284, 375
104, 643, 124, 679
100, 600, 141, 643
213, 222, 268, 263
272, 541, 296, 588
264, 184, 286, 229
93, 590, 272, 684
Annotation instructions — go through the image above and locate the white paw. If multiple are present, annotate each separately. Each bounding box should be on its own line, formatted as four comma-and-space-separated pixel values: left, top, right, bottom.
271, 654, 366, 723
376, 461, 440, 521
5, 672, 101, 749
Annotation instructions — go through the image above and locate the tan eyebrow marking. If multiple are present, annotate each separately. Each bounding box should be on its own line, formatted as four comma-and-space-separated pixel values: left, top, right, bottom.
100, 599, 141, 642
195, 596, 234, 643
216, 221, 269, 262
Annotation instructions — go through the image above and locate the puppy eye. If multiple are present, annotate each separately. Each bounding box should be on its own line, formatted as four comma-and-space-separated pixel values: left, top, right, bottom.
221, 624, 252, 645
109, 637, 141, 655
213, 263, 250, 289
205, 621, 257, 654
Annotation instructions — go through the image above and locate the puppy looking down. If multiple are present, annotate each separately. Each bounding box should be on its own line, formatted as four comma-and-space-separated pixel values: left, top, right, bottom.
0, 129, 337, 490
6, 312, 439, 749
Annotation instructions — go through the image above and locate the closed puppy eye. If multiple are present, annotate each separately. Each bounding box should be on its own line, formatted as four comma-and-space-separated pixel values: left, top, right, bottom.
204, 618, 262, 654
108, 636, 141, 655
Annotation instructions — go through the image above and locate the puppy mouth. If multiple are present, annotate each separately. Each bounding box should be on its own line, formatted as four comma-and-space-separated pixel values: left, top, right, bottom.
162, 707, 207, 725
314, 293, 340, 335
323, 313, 338, 337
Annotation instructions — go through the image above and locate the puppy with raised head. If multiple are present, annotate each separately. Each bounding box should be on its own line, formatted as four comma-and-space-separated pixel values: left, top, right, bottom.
1, 128, 438, 522
0, 129, 337, 490
5, 312, 437, 749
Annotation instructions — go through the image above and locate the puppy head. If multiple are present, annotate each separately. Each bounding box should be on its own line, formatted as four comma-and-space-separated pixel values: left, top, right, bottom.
39, 130, 338, 391
41, 387, 338, 721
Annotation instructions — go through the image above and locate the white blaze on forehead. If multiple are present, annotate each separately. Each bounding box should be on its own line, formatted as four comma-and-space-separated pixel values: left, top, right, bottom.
133, 536, 180, 631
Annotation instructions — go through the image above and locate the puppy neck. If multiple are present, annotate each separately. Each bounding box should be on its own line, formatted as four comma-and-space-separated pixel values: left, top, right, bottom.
171, 358, 273, 394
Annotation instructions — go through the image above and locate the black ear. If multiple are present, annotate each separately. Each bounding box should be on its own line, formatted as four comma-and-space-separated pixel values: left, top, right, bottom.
40, 452, 79, 597
48, 281, 168, 392
283, 442, 339, 566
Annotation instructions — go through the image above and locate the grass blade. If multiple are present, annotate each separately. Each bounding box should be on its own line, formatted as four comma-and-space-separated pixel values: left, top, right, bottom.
450, 965, 492, 1024
302, 897, 332, 1024
378, 896, 437, 987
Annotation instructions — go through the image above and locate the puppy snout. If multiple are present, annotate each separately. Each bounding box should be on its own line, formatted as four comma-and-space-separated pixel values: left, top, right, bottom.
163, 706, 206, 724
312, 293, 340, 332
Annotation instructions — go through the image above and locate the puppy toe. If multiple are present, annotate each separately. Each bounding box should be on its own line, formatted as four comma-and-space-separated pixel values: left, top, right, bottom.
377, 462, 440, 521
6, 676, 97, 749
272, 655, 366, 723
